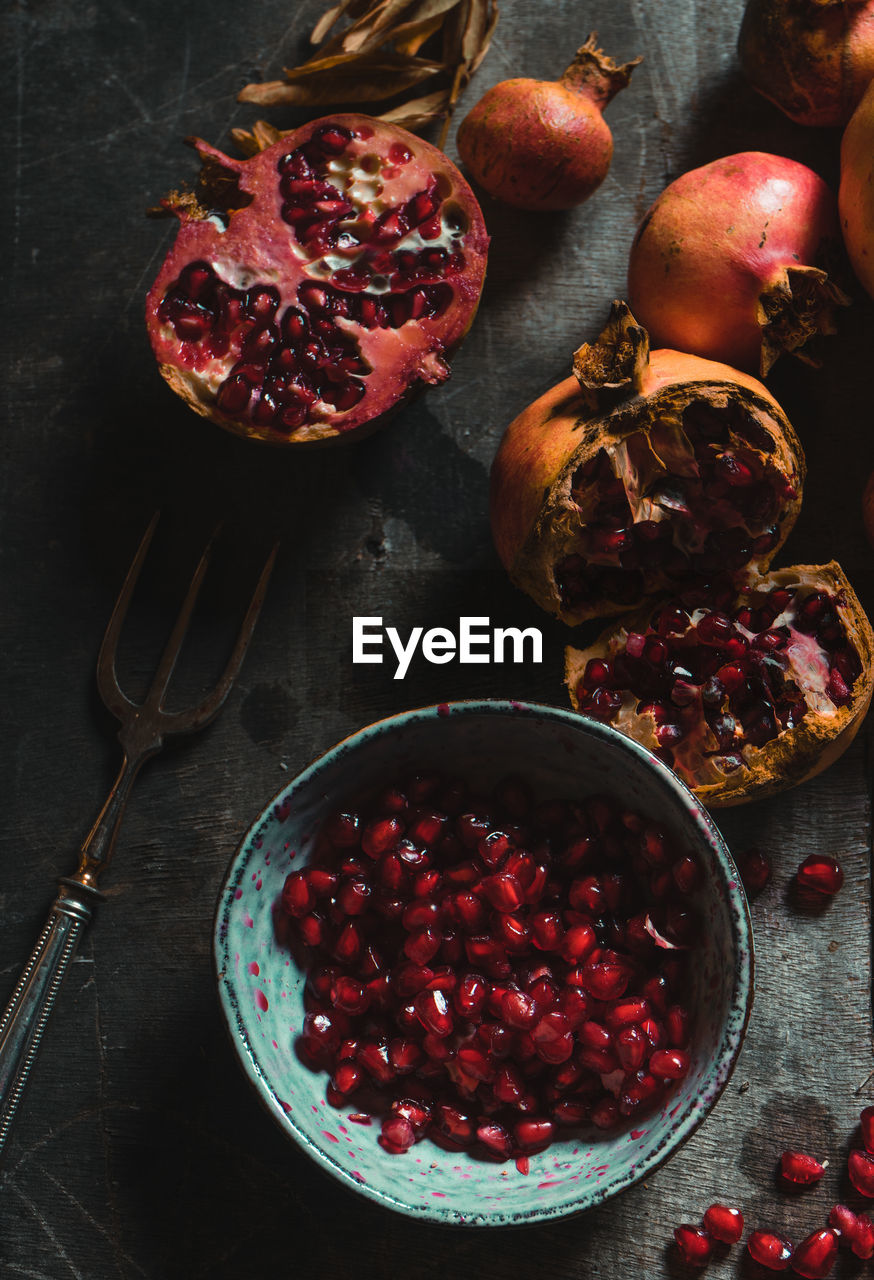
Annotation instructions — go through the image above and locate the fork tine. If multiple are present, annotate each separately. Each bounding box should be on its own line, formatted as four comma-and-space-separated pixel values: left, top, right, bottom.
160, 540, 279, 735
96, 512, 161, 720
144, 526, 221, 713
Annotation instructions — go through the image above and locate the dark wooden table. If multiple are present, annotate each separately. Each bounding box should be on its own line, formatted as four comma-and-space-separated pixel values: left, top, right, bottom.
3, 0, 873, 1274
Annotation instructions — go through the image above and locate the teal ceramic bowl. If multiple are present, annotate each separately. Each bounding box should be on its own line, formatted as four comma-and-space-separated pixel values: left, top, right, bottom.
213, 701, 753, 1226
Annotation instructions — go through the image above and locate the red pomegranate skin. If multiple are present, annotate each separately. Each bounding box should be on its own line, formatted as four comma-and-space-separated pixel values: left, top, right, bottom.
840, 80, 874, 300
146, 115, 489, 445
457, 37, 640, 211
628, 152, 844, 375
739, 0, 874, 128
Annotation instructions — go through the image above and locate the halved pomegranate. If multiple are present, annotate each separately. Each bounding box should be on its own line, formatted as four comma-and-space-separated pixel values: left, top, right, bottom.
566, 563, 874, 806
490, 303, 804, 626
146, 115, 489, 444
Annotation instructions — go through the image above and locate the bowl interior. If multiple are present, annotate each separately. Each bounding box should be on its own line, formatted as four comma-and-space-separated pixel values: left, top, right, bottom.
214, 702, 752, 1226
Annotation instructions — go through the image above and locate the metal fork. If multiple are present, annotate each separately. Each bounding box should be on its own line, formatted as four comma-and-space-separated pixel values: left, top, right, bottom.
0, 514, 278, 1157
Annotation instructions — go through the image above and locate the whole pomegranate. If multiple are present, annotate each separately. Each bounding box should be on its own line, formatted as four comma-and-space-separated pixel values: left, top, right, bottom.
491, 302, 805, 627
839, 81, 874, 299
739, 0, 874, 128
146, 115, 489, 445
456, 35, 641, 211
627, 153, 848, 376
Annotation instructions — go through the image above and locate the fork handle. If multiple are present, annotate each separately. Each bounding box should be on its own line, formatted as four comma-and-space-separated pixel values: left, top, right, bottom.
0, 883, 101, 1157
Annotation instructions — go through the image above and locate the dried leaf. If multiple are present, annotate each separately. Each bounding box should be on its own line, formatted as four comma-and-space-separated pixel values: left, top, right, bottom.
238, 0, 499, 139
230, 120, 285, 155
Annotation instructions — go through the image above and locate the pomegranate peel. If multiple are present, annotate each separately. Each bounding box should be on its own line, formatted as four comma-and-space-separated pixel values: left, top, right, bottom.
566, 561, 874, 807
628, 153, 849, 376
739, 0, 874, 128
457, 35, 641, 211
840, 81, 874, 301
490, 302, 805, 626
146, 114, 489, 445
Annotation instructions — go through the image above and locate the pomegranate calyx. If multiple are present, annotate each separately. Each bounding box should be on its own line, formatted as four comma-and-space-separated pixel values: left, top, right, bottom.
758, 264, 851, 377
560, 34, 643, 110
572, 301, 650, 411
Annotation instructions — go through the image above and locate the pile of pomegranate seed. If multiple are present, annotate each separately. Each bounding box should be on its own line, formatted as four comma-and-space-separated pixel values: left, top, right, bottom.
280, 773, 701, 1160
795, 854, 844, 897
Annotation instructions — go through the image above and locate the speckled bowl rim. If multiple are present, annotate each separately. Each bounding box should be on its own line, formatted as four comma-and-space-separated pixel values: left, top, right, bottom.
213, 699, 754, 1226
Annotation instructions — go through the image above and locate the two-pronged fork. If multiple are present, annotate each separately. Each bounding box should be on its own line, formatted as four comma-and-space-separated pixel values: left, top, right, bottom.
0, 514, 277, 1156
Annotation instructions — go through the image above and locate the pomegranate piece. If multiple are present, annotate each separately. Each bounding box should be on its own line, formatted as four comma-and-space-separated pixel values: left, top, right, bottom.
492, 302, 805, 630
627, 153, 847, 376
796, 855, 844, 896
147, 116, 488, 445
673, 1224, 713, 1267
779, 1150, 825, 1186
849, 1148, 874, 1196
567, 562, 874, 808
748, 1229, 794, 1271
457, 36, 640, 211
789, 1229, 838, 1279
703, 1203, 744, 1244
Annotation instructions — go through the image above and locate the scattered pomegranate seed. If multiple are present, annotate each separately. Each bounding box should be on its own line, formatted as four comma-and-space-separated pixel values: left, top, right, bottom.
795, 854, 844, 896
703, 1203, 744, 1243
779, 1150, 825, 1186
747, 1229, 794, 1270
789, 1228, 837, 1278
829, 1203, 874, 1258
848, 1148, 874, 1196
673, 1224, 713, 1266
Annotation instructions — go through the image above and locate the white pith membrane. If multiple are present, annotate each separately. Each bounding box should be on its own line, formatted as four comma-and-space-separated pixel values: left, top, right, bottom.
567, 565, 865, 792
152, 123, 478, 437
546, 393, 798, 618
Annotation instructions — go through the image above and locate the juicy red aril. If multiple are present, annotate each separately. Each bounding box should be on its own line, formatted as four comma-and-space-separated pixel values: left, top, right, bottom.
790, 1229, 838, 1278
736, 846, 772, 895
703, 1203, 743, 1244
362, 816, 404, 857
829, 1203, 874, 1258
514, 1118, 554, 1152
849, 1148, 874, 1196
796, 854, 844, 895
379, 1114, 416, 1153
673, 1225, 712, 1266
648, 1048, 690, 1080
779, 1149, 825, 1185
281, 871, 315, 917
748, 1230, 794, 1270
477, 1122, 513, 1158
414, 988, 454, 1038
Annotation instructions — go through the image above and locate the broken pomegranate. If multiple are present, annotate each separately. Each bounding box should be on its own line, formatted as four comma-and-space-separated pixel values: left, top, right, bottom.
566, 563, 874, 807
491, 303, 805, 628
281, 772, 703, 1162
739, 0, 874, 128
627, 153, 848, 376
456, 35, 640, 211
146, 115, 488, 444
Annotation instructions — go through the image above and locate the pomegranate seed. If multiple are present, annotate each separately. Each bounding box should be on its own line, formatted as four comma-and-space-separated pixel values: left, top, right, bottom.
501, 988, 539, 1029
531, 911, 564, 951
703, 1203, 743, 1244
379, 1114, 415, 1153
331, 1060, 363, 1094
790, 1228, 837, 1278
480, 871, 524, 912
281, 871, 315, 917
357, 1041, 394, 1085
407, 811, 446, 845
582, 955, 631, 1001
590, 1097, 619, 1128
673, 855, 700, 893
531, 1012, 574, 1063
337, 876, 371, 916
361, 816, 404, 857
779, 1150, 825, 1185
330, 976, 370, 1015
456, 1044, 495, 1082
615, 1024, 647, 1071
796, 854, 843, 895
851, 1214, 874, 1259
849, 1148, 874, 1196
454, 971, 488, 1020
414, 988, 454, 1037
403, 926, 442, 965
736, 846, 772, 895
514, 1118, 554, 1152
673, 1225, 712, 1266
748, 1229, 794, 1270
493, 1061, 525, 1105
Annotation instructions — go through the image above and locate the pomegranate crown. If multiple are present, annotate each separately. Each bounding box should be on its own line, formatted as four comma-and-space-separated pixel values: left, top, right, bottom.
572, 300, 650, 411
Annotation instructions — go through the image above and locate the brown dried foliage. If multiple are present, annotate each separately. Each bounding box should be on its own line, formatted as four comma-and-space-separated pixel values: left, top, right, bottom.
237, 0, 498, 147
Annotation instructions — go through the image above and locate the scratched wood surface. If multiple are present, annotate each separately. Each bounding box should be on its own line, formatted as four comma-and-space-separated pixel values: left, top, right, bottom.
2, 0, 873, 1275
